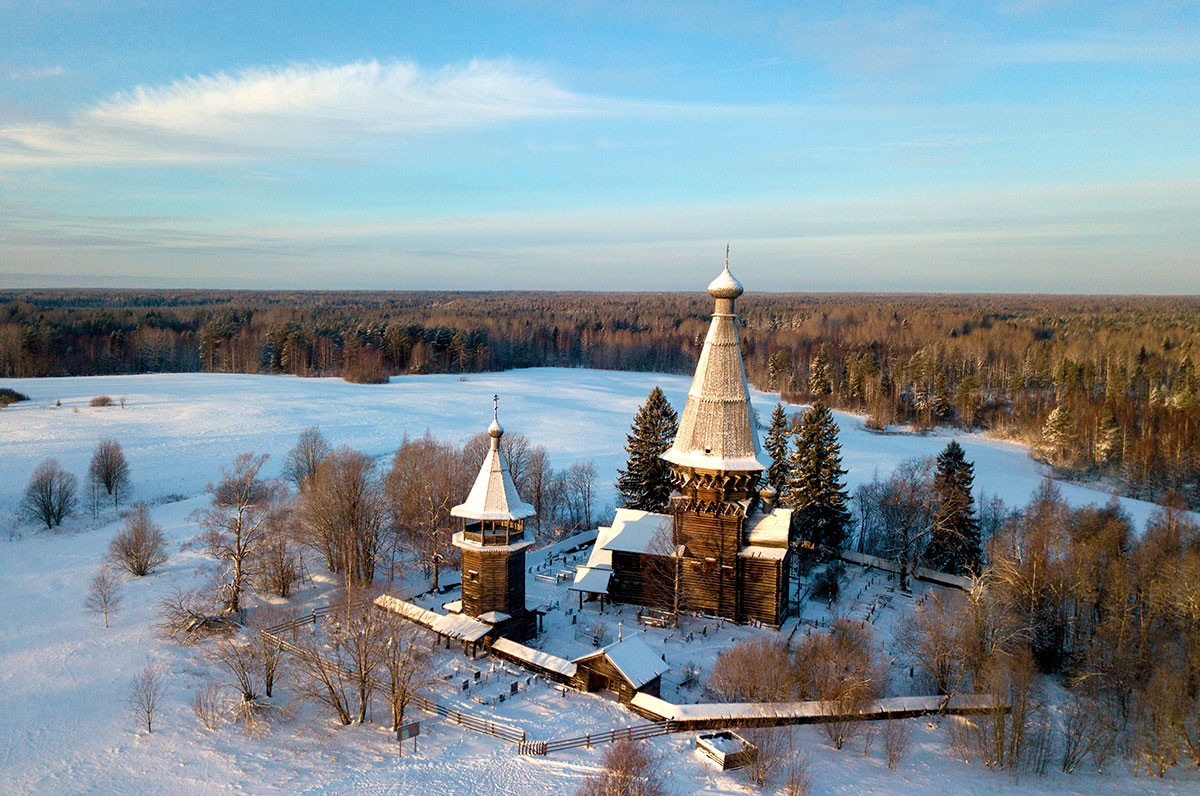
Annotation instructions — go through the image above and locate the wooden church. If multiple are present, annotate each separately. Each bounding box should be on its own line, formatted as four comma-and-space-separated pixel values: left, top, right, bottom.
449, 398, 538, 641
573, 258, 795, 626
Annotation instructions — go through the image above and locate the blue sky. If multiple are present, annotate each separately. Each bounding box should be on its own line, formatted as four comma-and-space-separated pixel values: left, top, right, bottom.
1, 1, 1198, 292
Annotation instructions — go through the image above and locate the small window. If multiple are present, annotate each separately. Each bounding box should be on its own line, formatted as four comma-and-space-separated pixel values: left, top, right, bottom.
467, 570, 479, 581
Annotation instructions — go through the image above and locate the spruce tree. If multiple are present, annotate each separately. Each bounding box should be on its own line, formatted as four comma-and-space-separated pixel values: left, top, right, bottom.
785, 401, 850, 556
808, 351, 833, 396
615, 387, 679, 512
763, 403, 791, 496
924, 440, 981, 575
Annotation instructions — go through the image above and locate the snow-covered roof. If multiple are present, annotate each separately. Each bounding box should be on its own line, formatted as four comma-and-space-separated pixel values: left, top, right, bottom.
451, 403, 536, 522
604, 509, 673, 555
630, 692, 1005, 723
569, 566, 612, 594
662, 262, 768, 474
573, 634, 669, 689
490, 638, 578, 679
707, 262, 744, 300
745, 507, 791, 547
737, 545, 788, 561
477, 611, 510, 624
452, 530, 534, 553
443, 599, 463, 614
580, 522, 622, 570
840, 549, 973, 591
374, 595, 493, 643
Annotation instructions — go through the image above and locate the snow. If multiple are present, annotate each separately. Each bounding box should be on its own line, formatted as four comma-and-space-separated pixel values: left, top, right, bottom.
602, 509, 672, 555
631, 693, 1002, 724
0, 367, 1173, 531
490, 638, 577, 679
745, 507, 791, 546
737, 545, 788, 561
569, 566, 612, 595
451, 431, 535, 522
374, 595, 492, 643
1, 367, 1195, 796
574, 634, 669, 689
663, 282, 769, 473
841, 549, 973, 591
451, 530, 534, 554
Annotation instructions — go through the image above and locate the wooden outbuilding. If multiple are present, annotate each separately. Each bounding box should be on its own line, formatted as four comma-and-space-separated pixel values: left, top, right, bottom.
570, 634, 669, 705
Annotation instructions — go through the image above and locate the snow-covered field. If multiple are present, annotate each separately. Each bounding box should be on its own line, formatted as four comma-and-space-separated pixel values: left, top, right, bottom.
0, 367, 1168, 528
0, 368, 1191, 796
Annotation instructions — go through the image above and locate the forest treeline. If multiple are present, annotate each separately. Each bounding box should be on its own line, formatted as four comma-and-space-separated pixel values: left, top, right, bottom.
3, 288, 1199, 506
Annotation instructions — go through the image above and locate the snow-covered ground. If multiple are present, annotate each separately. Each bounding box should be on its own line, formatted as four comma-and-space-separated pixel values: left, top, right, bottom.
0, 367, 1168, 529
0, 368, 1192, 796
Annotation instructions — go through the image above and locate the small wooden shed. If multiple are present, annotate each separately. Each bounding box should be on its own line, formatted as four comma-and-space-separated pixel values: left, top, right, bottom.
571, 634, 669, 705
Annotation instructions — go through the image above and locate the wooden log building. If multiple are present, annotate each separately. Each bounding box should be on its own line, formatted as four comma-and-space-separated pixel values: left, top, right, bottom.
573, 257, 795, 626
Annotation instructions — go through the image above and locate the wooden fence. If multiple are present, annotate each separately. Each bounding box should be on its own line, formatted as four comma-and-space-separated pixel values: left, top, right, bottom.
536, 720, 675, 754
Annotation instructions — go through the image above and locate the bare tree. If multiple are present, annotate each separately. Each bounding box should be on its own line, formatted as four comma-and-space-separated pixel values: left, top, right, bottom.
524, 444, 551, 536
248, 608, 291, 698
195, 453, 279, 617
84, 566, 123, 628
21, 458, 77, 530
882, 720, 913, 769
302, 447, 385, 590
742, 726, 787, 787
192, 679, 223, 731
708, 637, 793, 702
384, 436, 464, 590
576, 737, 667, 796
158, 587, 236, 643
956, 649, 1046, 770
1134, 662, 1186, 777
88, 438, 131, 510
210, 636, 261, 704
254, 498, 302, 598
331, 603, 386, 724
782, 753, 812, 796
877, 458, 937, 591
292, 624, 354, 725
127, 663, 165, 733
567, 460, 597, 530
794, 618, 883, 750
896, 589, 968, 695
107, 503, 168, 576
381, 619, 433, 730
282, 426, 330, 492
645, 519, 685, 625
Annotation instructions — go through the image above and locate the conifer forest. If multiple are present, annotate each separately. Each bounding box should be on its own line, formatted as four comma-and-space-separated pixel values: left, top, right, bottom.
3, 289, 1198, 507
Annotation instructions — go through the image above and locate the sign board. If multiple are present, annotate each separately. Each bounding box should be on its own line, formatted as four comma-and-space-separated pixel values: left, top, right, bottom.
397, 721, 420, 741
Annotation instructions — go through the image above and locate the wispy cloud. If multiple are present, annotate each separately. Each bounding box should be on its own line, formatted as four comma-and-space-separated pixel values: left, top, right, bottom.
7, 66, 68, 80
0, 59, 628, 166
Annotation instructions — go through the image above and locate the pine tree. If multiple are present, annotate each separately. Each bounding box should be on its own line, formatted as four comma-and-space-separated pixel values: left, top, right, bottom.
785, 401, 850, 556
615, 387, 679, 513
924, 441, 981, 575
763, 404, 791, 496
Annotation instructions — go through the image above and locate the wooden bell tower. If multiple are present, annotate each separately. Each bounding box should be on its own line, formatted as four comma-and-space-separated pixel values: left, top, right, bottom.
450, 396, 537, 641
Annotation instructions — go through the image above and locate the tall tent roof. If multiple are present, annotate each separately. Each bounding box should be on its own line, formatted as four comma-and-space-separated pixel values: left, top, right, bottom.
451, 397, 536, 522
662, 255, 768, 473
